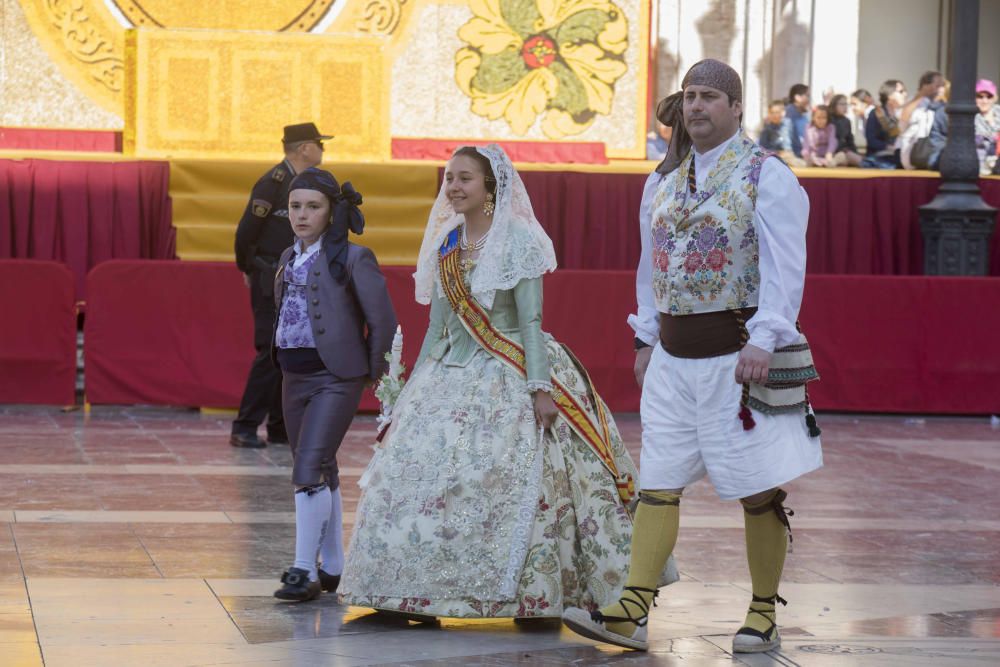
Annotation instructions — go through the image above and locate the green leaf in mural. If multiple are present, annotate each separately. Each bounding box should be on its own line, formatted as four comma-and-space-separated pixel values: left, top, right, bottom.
500, 0, 542, 39
555, 9, 608, 46
473, 48, 530, 94
549, 61, 589, 116
456, 0, 631, 138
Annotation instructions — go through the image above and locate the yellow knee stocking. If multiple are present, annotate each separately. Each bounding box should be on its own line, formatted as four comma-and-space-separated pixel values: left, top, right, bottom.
740, 489, 790, 635
597, 489, 680, 636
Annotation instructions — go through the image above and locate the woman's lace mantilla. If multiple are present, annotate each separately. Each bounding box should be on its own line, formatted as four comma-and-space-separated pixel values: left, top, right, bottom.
414, 144, 557, 309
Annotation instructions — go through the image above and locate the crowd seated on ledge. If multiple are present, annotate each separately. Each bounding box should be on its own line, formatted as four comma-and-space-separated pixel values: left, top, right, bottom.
648, 73, 1000, 176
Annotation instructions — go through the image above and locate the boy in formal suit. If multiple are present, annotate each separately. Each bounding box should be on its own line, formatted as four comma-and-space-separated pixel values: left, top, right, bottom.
271, 168, 397, 602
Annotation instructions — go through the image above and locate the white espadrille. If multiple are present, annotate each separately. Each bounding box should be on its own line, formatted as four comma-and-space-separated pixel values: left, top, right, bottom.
561, 606, 649, 651
732, 625, 781, 653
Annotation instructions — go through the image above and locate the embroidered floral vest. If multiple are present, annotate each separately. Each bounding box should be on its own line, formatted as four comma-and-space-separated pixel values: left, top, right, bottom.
650, 132, 770, 315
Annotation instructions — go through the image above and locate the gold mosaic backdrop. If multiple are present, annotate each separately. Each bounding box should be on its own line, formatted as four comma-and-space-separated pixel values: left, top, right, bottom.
388, 0, 650, 158
124, 29, 389, 160
13, 0, 649, 158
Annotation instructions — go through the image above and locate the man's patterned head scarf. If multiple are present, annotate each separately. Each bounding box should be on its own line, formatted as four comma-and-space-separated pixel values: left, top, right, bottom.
655, 59, 743, 175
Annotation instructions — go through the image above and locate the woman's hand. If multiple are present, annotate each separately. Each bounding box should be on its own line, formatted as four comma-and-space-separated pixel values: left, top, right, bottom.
533, 390, 558, 430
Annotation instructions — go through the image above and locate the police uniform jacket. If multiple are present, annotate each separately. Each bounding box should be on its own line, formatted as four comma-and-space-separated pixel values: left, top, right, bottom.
234, 160, 297, 275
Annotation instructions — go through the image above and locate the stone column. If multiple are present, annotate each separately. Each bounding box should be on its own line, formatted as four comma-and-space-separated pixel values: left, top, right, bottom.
918, 0, 997, 275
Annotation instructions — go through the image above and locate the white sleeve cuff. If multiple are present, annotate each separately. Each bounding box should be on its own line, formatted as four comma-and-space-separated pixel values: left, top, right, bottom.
627, 313, 660, 347
526, 380, 554, 393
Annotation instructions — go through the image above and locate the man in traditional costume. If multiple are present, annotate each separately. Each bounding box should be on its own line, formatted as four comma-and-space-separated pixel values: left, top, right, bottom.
562, 59, 822, 653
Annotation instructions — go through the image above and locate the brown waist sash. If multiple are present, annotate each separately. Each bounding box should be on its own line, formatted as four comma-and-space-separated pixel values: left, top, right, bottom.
659, 307, 758, 358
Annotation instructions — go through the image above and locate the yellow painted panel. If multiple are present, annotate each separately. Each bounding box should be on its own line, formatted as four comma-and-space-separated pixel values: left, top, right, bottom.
125, 29, 389, 161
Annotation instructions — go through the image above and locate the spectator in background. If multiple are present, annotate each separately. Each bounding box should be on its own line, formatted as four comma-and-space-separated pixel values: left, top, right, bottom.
801, 105, 838, 167
864, 79, 907, 168
851, 89, 875, 151
975, 79, 1000, 175
759, 100, 790, 151
785, 83, 811, 157
899, 71, 945, 129
785, 83, 809, 157
829, 94, 863, 166
899, 71, 945, 169
926, 101, 949, 171
646, 121, 672, 160
759, 100, 805, 167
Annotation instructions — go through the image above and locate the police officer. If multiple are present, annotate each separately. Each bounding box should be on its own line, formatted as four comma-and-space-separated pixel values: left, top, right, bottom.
231, 122, 331, 449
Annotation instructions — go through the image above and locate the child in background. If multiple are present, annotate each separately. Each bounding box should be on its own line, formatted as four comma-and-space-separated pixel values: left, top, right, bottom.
759, 100, 805, 166
801, 105, 838, 167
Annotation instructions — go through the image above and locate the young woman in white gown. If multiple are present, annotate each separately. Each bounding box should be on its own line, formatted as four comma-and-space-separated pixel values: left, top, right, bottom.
339, 145, 676, 619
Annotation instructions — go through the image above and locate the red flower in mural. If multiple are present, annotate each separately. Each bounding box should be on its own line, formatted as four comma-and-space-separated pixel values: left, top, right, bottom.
521, 35, 557, 69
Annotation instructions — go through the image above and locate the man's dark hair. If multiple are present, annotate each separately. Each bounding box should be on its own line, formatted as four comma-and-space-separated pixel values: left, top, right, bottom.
851, 88, 871, 101
788, 83, 809, 101
918, 71, 942, 88
879, 79, 903, 107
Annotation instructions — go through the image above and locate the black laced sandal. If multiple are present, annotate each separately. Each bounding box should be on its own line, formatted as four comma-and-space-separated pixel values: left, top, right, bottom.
732, 593, 786, 653
561, 586, 658, 651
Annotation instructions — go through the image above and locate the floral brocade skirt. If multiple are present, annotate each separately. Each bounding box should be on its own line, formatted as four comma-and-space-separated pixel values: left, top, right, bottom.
339, 341, 658, 618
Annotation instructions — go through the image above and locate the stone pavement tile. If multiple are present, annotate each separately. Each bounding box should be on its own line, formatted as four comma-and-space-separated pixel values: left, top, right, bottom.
134, 523, 294, 579
205, 578, 276, 597
0, 612, 36, 644
14, 510, 231, 524
219, 595, 409, 644
271, 619, 594, 663
39, 642, 365, 667
27, 578, 226, 621
0, 440, 84, 465
12, 524, 159, 578
809, 607, 1000, 640
192, 474, 294, 513
716, 638, 1000, 666
84, 472, 216, 511
0, 527, 23, 582
363, 637, 739, 666
0, 642, 43, 667
0, 583, 30, 614
0, 473, 103, 511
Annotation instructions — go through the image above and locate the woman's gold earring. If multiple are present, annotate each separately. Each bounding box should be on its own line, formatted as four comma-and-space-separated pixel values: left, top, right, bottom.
484, 192, 495, 216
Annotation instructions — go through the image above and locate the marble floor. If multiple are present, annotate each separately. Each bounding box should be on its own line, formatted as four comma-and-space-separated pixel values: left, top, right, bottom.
0, 406, 998, 666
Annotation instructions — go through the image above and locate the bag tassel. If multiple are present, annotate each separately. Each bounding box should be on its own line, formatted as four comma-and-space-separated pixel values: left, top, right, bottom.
804, 387, 821, 437
805, 412, 821, 438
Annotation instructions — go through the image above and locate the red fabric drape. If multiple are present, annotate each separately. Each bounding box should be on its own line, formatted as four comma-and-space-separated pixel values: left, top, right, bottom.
800, 275, 1000, 414
0, 159, 175, 302
394, 139, 607, 163
82, 261, 1000, 415
513, 170, 1000, 275
0, 128, 121, 152
85, 261, 252, 407
0, 260, 77, 405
